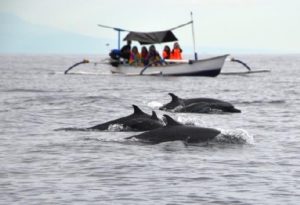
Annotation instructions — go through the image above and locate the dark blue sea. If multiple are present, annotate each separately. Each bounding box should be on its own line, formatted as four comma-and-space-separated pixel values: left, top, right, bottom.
0, 54, 300, 204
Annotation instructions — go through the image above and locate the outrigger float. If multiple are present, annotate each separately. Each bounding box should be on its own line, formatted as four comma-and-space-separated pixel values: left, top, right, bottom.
65, 13, 268, 76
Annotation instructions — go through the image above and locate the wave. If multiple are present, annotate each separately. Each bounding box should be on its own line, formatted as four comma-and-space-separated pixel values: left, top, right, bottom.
54, 127, 89, 131
239, 100, 286, 105
1, 88, 50, 93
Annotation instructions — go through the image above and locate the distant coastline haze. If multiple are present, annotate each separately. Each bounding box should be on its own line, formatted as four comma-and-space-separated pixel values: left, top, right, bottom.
1, 0, 300, 54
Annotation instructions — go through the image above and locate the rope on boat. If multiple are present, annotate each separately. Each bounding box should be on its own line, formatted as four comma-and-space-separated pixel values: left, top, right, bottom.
169, 21, 193, 31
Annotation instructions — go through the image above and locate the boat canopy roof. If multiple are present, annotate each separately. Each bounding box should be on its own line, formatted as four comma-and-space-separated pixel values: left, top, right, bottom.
123, 30, 178, 45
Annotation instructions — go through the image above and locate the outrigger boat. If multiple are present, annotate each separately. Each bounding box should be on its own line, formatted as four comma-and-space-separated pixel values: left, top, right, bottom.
64, 13, 265, 76
102, 13, 228, 77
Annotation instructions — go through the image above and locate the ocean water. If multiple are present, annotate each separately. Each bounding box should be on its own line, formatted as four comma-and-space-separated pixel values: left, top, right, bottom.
0, 54, 300, 204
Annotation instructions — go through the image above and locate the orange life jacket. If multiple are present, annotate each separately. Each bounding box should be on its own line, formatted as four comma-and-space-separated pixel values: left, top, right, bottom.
170, 48, 182, 60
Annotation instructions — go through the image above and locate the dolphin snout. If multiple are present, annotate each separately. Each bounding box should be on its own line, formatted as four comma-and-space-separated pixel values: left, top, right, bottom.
231, 108, 242, 113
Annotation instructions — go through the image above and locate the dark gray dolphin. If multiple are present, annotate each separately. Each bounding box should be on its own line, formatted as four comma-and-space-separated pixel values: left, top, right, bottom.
88, 105, 164, 131
126, 115, 221, 144
159, 93, 241, 113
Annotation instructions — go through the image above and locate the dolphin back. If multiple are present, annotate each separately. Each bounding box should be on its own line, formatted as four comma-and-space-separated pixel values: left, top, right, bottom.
129, 125, 220, 144
88, 105, 162, 131
128, 116, 221, 144
160, 93, 241, 113
159, 93, 182, 111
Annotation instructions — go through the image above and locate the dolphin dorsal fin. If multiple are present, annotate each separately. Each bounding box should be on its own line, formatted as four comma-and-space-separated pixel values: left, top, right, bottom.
169, 93, 179, 102
163, 115, 182, 126
151, 111, 159, 120
132, 105, 146, 115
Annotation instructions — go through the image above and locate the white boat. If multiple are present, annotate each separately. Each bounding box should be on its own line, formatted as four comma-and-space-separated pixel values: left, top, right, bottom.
110, 54, 229, 77
65, 13, 255, 76
102, 13, 229, 77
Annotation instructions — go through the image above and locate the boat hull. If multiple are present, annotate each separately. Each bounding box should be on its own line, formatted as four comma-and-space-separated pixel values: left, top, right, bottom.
110, 55, 229, 77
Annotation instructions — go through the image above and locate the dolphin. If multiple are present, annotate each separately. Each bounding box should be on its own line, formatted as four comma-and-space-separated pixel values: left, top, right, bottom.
126, 115, 221, 144
159, 93, 241, 113
88, 105, 164, 131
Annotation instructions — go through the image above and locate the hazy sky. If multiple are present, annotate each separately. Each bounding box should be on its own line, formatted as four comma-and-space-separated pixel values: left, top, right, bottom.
1, 0, 300, 53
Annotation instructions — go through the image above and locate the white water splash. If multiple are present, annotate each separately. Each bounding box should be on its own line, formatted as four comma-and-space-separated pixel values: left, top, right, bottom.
175, 115, 206, 127
147, 101, 163, 109
216, 129, 255, 144
172, 105, 184, 112
107, 124, 126, 131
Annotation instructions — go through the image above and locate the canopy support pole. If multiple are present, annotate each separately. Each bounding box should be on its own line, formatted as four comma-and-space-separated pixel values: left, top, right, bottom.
191, 12, 198, 60
118, 30, 121, 50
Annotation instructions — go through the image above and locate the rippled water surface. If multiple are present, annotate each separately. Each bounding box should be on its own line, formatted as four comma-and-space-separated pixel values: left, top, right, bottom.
1, 54, 300, 204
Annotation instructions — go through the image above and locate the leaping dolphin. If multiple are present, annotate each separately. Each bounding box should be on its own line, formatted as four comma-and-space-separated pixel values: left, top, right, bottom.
127, 114, 221, 144
88, 105, 164, 131
159, 93, 241, 113
56, 105, 164, 132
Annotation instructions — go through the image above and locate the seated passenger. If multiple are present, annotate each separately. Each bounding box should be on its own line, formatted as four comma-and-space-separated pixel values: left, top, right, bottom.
140, 46, 149, 66
120, 40, 132, 62
129, 46, 141, 66
146, 45, 162, 66
162, 45, 171, 60
170, 42, 183, 60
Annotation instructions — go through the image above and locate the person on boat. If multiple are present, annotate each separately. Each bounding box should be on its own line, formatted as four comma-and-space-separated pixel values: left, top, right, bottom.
162, 45, 171, 60
129, 46, 141, 66
170, 42, 183, 60
120, 40, 132, 62
140, 46, 149, 66
146, 45, 162, 66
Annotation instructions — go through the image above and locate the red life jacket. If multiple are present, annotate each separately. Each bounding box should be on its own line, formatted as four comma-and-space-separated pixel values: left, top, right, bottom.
163, 51, 170, 59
